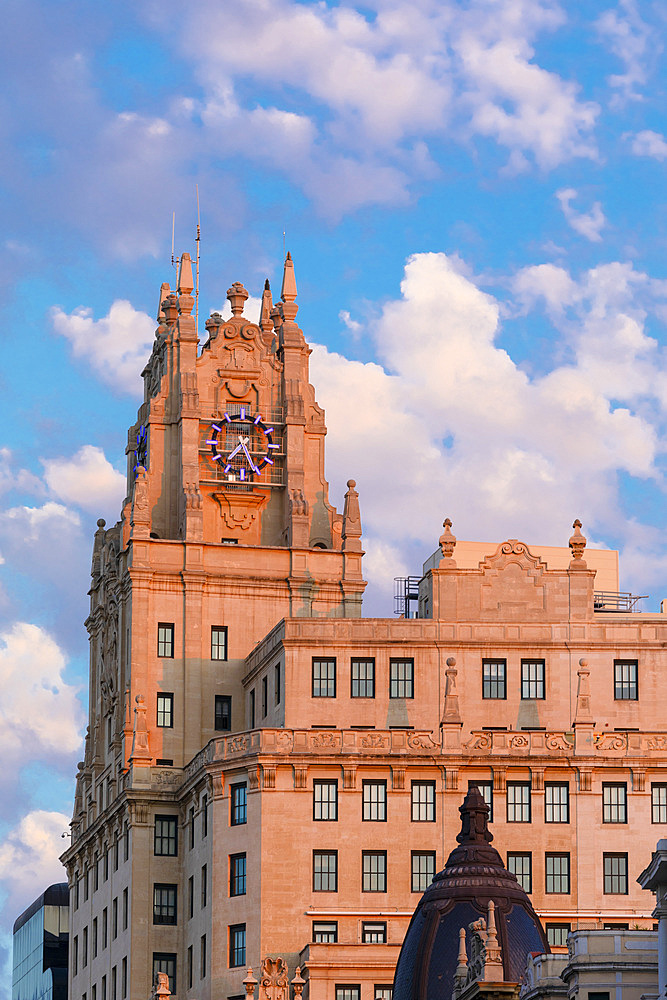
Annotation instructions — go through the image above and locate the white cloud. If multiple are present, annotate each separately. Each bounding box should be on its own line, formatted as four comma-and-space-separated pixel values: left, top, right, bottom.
0, 810, 70, 915
339, 310, 362, 334
630, 129, 667, 160
0, 623, 82, 759
596, 0, 654, 105
312, 252, 667, 582
51, 299, 156, 395
556, 188, 606, 242
41, 445, 126, 516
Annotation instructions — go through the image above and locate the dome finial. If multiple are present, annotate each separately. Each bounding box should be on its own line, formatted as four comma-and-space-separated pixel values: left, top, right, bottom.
457, 785, 493, 844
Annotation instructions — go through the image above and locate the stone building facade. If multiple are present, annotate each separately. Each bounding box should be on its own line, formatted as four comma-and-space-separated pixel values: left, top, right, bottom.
61, 253, 667, 1000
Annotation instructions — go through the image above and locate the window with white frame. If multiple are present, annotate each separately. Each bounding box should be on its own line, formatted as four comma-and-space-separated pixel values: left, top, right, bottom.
507, 783, 531, 822
390, 659, 414, 698
411, 851, 436, 892
313, 780, 338, 821
521, 660, 545, 699
545, 783, 569, 823
602, 783, 627, 823
411, 781, 435, 822
362, 781, 387, 821
507, 853, 532, 893
351, 658, 375, 698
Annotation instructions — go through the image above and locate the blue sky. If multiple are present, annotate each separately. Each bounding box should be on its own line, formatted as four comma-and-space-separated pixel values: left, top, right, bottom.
1, 0, 666, 989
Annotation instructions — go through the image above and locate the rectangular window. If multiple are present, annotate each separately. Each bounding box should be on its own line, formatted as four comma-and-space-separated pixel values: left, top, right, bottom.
336, 987, 361, 1000
82, 927, 88, 967
102, 976, 107, 1000
545, 853, 570, 894
102, 908, 108, 949
92, 918, 98, 958
84, 867, 89, 901
507, 853, 532, 893
215, 695, 232, 731
375, 989, 393, 1000
200, 934, 206, 980
390, 658, 414, 698
229, 924, 246, 968
73, 935, 78, 976
188, 876, 194, 919
314, 780, 338, 821
112, 897, 118, 939
122, 888, 128, 931
230, 853, 247, 896
313, 921, 338, 942
122, 958, 127, 999
188, 947, 193, 990
362, 851, 387, 892
652, 783, 667, 824
157, 623, 174, 658
114, 834, 119, 872
231, 783, 247, 825
411, 851, 436, 892
201, 864, 207, 908
124, 823, 129, 862
211, 625, 228, 660
546, 924, 570, 947
351, 658, 375, 698
362, 922, 387, 943
189, 807, 195, 849
153, 885, 177, 925
262, 676, 268, 717
250, 689, 255, 728
313, 850, 338, 891
507, 782, 531, 822
411, 781, 436, 822
614, 660, 638, 700
94, 854, 99, 892
482, 659, 506, 699
469, 781, 494, 822
363, 781, 387, 821
521, 660, 545, 699
313, 658, 336, 697
112, 964, 117, 1000
545, 783, 569, 823
152, 954, 176, 994
154, 815, 178, 856
104, 843, 109, 881
604, 853, 628, 894
202, 795, 208, 838
156, 692, 174, 728
275, 664, 281, 705
603, 783, 627, 823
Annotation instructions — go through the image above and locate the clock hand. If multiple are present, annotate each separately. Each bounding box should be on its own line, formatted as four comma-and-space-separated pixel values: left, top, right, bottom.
240, 439, 259, 473
226, 442, 243, 461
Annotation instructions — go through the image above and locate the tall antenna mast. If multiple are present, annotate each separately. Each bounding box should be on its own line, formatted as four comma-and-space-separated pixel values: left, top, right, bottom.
195, 185, 201, 341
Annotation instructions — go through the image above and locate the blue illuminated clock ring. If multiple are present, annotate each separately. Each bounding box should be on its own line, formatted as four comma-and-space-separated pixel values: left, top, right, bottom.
134, 425, 148, 475
206, 408, 279, 482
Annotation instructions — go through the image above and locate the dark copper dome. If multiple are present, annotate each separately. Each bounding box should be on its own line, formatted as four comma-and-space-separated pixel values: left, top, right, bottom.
393, 787, 549, 1000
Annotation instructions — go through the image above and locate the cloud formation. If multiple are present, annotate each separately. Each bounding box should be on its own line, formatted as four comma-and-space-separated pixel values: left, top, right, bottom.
630, 129, 667, 160
0, 810, 70, 922
51, 299, 156, 395
556, 188, 606, 242
42, 445, 126, 516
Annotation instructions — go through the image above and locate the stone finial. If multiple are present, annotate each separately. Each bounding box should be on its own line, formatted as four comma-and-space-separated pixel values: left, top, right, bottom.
439, 518, 457, 566
442, 657, 462, 726
260, 278, 274, 338
129, 694, 152, 765
244, 968, 258, 999
573, 657, 595, 727
452, 927, 469, 999
153, 972, 171, 999
485, 901, 502, 965
457, 786, 493, 845
569, 518, 587, 566
342, 479, 363, 551
177, 252, 194, 295
162, 292, 179, 325
291, 968, 306, 1000
227, 281, 249, 316
157, 282, 171, 322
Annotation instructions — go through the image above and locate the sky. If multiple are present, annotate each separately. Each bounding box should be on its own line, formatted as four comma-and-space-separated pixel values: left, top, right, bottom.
0, 0, 666, 990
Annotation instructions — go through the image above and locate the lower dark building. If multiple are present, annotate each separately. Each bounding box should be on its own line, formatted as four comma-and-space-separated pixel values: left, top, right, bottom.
13, 883, 69, 1000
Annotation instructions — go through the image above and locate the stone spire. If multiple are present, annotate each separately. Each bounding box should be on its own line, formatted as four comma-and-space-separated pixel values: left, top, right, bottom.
342, 480, 363, 551
177, 253, 194, 296
259, 279, 274, 342
281, 251, 297, 303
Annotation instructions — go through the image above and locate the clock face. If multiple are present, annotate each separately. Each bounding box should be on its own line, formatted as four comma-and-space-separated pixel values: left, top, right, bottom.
207, 407, 278, 482
134, 425, 148, 476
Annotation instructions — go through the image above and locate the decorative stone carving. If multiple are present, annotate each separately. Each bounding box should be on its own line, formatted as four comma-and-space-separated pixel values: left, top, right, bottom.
594, 732, 628, 751
573, 658, 595, 727
342, 480, 362, 552
442, 657, 462, 725
244, 968, 258, 1000
545, 733, 573, 752
131, 468, 150, 540
259, 957, 289, 1000
152, 971, 171, 999
228, 281, 249, 316
360, 733, 390, 750
293, 766, 308, 789
407, 732, 440, 751
129, 695, 151, 766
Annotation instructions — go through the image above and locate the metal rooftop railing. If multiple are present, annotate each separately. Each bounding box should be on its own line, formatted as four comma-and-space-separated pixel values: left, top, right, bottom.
593, 591, 648, 612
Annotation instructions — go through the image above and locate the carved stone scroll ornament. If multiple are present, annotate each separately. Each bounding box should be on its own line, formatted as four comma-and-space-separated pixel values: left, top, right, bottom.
259, 957, 289, 1000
